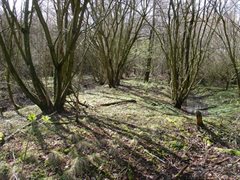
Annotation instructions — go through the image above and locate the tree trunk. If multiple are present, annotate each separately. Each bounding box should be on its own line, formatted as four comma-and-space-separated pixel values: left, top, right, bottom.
174, 98, 183, 109
144, 66, 151, 82
144, 29, 154, 82
53, 101, 65, 113
144, 0, 155, 82
235, 70, 240, 97
225, 80, 229, 91
40, 105, 55, 115
6, 69, 21, 110
107, 67, 119, 88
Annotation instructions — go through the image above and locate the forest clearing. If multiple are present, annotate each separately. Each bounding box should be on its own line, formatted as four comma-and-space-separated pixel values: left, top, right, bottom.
1, 0, 240, 179
0, 78, 240, 179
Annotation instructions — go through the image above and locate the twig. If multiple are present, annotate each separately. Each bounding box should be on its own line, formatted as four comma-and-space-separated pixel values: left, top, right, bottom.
173, 164, 189, 179
66, 99, 89, 108
233, 158, 240, 164
214, 157, 230, 165
144, 149, 166, 164
78, 101, 89, 108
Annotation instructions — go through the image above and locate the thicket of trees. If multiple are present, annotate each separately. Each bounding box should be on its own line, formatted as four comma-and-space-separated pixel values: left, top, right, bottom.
1, 0, 240, 113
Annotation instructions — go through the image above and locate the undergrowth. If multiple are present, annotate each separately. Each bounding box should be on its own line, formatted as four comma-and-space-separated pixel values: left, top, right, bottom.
0, 80, 239, 179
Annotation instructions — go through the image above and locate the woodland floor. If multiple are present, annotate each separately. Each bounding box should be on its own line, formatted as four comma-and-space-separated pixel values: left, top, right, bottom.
0, 78, 240, 179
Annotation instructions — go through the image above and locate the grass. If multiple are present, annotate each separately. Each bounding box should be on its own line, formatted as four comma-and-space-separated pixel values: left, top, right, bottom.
0, 79, 240, 179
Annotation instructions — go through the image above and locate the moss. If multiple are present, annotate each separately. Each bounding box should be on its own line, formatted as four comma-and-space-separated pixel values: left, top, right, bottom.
127, 167, 134, 180
68, 147, 79, 158
200, 87, 240, 117
203, 136, 213, 147
169, 140, 185, 150
31, 169, 46, 179
20, 152, 38, 164
215, 148, 240, 156
59, 173, 74, 180
62, 147, 71, 155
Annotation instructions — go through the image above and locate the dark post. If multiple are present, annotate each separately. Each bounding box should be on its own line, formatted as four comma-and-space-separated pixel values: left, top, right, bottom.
196, 110, 203, 127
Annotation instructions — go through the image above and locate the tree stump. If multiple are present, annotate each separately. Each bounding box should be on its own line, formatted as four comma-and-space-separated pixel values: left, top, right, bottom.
196, 110, 203, 127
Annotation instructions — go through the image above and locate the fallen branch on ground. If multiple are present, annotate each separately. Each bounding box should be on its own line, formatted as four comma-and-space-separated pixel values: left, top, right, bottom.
233, 158, 240, 164
99, 99, 137, 106
173, 164, 190, 179
214, 157, 230, 165
197, 105, 217, 111
66, 99, 90, 108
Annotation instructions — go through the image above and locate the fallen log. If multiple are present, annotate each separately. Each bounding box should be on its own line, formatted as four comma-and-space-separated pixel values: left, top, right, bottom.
197, 105, 217, 111
99, 99, 137, 106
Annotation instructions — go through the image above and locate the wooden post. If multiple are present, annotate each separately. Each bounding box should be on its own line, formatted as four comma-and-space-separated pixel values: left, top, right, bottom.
0, 132, 5, 146
196, 110, 203, 126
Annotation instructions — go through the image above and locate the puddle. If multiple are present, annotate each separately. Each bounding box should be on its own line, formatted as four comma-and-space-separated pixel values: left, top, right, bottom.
182, 95, 209, 115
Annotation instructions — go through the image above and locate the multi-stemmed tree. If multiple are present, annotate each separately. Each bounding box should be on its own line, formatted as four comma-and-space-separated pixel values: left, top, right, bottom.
0, 0, 89, 113
216, 1, 240, 96
89, 0, 149, 88
155, 0, 219, 108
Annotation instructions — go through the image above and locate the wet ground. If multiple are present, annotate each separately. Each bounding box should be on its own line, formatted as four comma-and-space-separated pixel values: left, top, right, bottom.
182, 94, 213, 115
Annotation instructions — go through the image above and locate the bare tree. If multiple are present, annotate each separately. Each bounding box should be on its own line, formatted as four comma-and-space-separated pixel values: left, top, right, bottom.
154, 0, 219, 108
89, 0, 149, 88
0, 0, 89, 113
216, 1, 240, 96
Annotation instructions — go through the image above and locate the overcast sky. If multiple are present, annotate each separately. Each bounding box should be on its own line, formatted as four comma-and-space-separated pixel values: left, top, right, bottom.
9, 0, 23, 8
8, 0, 34, 10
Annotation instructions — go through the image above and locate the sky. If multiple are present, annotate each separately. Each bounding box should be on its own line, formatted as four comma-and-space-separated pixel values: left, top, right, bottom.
8, 0, 33, 11
9, 0, 23, 8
